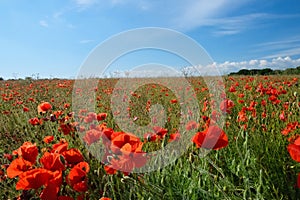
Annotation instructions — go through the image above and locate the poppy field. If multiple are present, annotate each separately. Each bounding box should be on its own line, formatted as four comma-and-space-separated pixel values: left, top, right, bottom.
0, 75, 300, 200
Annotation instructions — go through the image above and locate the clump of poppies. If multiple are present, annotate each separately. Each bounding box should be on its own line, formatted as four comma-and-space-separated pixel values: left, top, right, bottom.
5, 138, 89, 200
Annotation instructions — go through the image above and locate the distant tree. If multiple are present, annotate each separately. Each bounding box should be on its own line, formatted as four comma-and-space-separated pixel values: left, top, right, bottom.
260, 68, 273, 75
0, 77, 4, 81
25, 76, 33, 81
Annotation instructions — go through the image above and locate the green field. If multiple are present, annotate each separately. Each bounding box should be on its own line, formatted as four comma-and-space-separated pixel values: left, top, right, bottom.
0, 75, 300, 200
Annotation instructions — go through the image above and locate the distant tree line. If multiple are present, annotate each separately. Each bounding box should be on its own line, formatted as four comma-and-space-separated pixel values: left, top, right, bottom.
229, 66, 300, 76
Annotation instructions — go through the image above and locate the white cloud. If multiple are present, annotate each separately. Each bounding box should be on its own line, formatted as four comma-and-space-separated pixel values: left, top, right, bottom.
216, 56, 300, 74
182, 56, 300, 75
39, 20, 49, 27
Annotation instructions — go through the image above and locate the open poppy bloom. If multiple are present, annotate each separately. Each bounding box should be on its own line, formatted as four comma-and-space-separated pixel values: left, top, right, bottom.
51, 139, 68, 154
16, 142, 39, 164
168, 132, 181, 142
40, 152, 65, 171
40, 170, 62, 200
152, 126, 168, 140
6, 157, 32, 178
43, 135, 54, 143
108, 152, 147, 174
16, 168, 52, 190
192, 125, 228, 150
28, 117, 43, 126
38, 102, 52, 114
83, 129, 102, 145
62, 148, 84, 166
287, 139, 300, 162
67, 162, 90, 192
110, 133, 143, 155
220, 99, 235, 114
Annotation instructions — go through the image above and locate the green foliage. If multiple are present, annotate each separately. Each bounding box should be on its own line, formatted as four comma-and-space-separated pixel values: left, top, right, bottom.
229, 66, 300, 76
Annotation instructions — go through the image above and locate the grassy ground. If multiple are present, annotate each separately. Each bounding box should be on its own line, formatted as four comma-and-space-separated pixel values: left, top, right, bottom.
0, 75, 300, 199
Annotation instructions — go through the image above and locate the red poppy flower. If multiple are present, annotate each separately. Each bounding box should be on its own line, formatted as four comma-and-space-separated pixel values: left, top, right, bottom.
297, 173, 300, 189
40, 152, 65, 171
100, 197, 111, 200
43, 135, 54, 143
97, 113, 107, 121
58, 123, 75, 135
23, 107, 30, 112
51, 140, 68, 154
83, 129, 102, 145
192, 125, 228, 150
4, 153, 13, 161
84, 112, 97, 123
220, 99, 235, 114
168, 132, 181, 142
237, 108, 248, 122
104, 165, 117, 175
40, 170, 62, 200
62, 148, 84, 166
144, 132, 158, 142
16, 168, 52, 190
109, 155, 134, 173
229, 85, 236, 92
111, 133, 143, 155
6, 158, 32, 178
38, 102, 52, 114
67, 162, 90, 192
170, 99, 178, 104
109, 152, 147, 173
16, 142, 38, 164
287, 143, 300, 162
28, 117, 43, 126
186, 121, 199, 131
279, 111, 286, 121
64, 103, 70, 109
153, 126, 168, 140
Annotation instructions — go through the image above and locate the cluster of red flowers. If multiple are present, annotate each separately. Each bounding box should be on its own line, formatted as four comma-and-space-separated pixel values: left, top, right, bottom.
286, 125, 300, 188
5, 139, 88, 199
79, 109, 228, 175
81, 115, 148, 175
2, 101, 112, 200
1, 81, 232, 198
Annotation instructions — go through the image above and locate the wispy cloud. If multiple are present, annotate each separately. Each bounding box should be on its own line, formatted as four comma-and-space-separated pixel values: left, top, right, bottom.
170, 0, 300, 35
39, 20, 49, 27
252, 36, 300, 59
75, 0, 97, 7
171, 0, 252, 31
79, 39, 94, 44
177, 12, 299, 36
262, 48, 300, 59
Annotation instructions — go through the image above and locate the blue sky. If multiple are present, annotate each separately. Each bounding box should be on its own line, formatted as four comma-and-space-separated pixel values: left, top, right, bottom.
1, 0, 300, 78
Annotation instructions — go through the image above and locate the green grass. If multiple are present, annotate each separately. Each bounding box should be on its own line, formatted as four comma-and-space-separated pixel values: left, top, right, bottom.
0, 75, 300, 199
